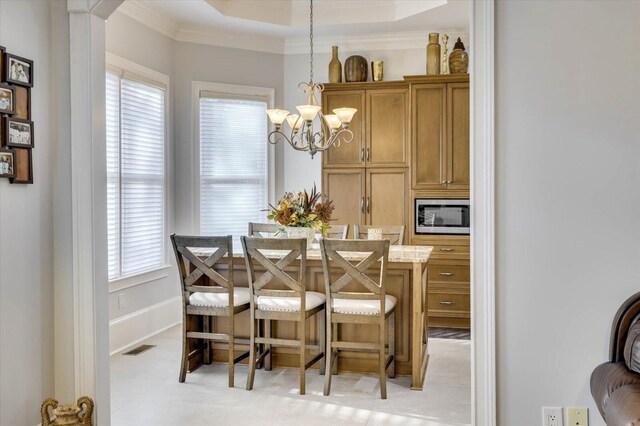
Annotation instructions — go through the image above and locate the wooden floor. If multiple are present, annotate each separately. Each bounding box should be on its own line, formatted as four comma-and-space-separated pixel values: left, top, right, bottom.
110, 325, 471, 426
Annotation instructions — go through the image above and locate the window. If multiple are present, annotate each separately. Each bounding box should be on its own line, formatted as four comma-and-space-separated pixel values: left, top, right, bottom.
199, 88, 271, 243
106, 67, 167, 281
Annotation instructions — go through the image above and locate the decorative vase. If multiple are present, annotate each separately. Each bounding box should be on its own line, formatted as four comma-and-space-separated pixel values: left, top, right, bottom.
344, 55, 368, 82
449, 37, 469, 74
441, 34, 449, 74
371, 60, 384, 82
426, 32, 441, 75
285, 227, 316, 245
41, 397, 94, 426
328, 46, 342, 83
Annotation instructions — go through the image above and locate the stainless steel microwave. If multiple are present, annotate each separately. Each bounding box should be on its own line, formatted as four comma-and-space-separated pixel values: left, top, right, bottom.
415, 199, 470, 235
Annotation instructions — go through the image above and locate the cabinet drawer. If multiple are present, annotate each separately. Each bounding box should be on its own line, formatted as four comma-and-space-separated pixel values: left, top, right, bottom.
428, 293, 470, 313
430, 244, 469, 259
428, 264, 470, 283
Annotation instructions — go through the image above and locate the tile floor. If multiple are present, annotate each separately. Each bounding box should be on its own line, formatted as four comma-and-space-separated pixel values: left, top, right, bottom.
110, 326, 471, 425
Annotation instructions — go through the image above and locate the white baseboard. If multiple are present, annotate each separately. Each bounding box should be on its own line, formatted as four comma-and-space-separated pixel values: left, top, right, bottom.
109, 296, 182, 356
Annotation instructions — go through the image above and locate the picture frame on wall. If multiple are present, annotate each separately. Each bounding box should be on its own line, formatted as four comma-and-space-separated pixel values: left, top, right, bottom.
0, 83, 15, 116
0, 46, 5, 82
0, 147, 15, 178
5, 53, 33, 88
3, 116, 34, 148
10, 147, 32, 184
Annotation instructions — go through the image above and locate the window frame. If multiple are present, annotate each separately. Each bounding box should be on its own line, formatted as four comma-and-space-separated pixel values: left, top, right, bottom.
192, 81, 275, 235
106, 53, 171, 289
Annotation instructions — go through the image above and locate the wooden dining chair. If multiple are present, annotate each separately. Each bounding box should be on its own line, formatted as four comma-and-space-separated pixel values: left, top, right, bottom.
319, 238, 396, 399
170, 234, 251, 387
314, 224, 349, 243
248, 222, 282, 237
353, 224, 405, 245
241, 236, 326, 395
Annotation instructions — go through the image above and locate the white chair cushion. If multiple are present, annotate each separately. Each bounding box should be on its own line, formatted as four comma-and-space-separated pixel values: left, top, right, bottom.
257, 291, 325, 312
332, 294, 397, 315
189, 288, 251, 308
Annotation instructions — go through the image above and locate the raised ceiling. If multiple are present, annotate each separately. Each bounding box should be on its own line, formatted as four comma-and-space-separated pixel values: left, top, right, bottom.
116, 0, 469, 54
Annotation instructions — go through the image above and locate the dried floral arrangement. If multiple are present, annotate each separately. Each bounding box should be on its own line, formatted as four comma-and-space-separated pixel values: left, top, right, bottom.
267, 184, 334, 235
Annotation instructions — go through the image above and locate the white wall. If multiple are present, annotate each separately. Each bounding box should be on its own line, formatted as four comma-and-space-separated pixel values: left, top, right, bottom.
105, 12, 179, 322
496, 1, 640, 425
173, 41, 284, 233
282, 41, 466, 192
0, 1, 54, 424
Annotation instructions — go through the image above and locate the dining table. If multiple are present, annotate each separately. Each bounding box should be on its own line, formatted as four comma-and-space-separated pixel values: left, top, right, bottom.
188, 243, 433, 390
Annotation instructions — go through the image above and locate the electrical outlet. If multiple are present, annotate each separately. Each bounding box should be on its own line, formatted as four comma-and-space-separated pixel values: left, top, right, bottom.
566, 407, 588, 426
543, 407, 564, 426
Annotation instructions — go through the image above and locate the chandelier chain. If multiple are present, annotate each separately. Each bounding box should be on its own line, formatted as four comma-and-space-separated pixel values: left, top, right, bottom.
309, 0, 313, 83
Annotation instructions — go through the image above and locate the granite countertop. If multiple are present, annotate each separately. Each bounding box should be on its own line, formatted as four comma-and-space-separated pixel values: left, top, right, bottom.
193, 244, 432, 264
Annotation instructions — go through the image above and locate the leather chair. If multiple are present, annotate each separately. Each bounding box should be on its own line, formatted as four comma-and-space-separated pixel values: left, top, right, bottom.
591, 291, 640, 425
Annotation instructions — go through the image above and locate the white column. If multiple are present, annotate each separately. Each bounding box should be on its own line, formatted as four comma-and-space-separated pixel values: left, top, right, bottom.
54, 1, 122, 424
470, 0, 496, 425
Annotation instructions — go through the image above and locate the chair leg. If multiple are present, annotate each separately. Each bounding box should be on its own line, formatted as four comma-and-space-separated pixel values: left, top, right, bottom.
389, 310, 396, 378
179, 315, 188, 383
246, 316, 257, 390
332, 323, 339, 375
299, 317, 306, 395
228, 313, 235, 388
203, 316, 211, 365
323, 316, 333, 396
318, 310, 326, 375
257, 319, 264, 370
265, 319, 272, 371
379, 319, 387, 399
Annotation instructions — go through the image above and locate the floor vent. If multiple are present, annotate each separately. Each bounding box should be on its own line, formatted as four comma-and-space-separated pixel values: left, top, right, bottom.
122, 344, 156, 356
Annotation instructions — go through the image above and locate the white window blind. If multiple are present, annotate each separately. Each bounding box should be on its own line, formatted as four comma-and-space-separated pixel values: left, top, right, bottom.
106, 70, 166, 281
200, 96, 268, 243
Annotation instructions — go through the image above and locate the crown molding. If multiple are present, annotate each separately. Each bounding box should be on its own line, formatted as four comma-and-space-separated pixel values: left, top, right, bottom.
116, 1, 180, 39
115, 1, 468, 56
284, 30, 469, 55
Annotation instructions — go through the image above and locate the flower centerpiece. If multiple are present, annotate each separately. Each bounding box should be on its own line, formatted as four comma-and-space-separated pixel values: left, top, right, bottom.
267, 185, 334, 244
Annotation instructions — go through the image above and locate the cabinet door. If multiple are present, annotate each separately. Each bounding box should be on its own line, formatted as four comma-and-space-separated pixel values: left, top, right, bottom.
322, 91, 365, 168
411, 84, 446, 190
446, 83, 470, 191
366, 168, 409, 243
323, 169, 365, 237
366, 89, 409, 167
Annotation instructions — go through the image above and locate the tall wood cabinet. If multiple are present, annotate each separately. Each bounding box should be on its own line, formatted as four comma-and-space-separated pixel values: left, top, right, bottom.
321, 75, 470, 329
322, 82, 410, 240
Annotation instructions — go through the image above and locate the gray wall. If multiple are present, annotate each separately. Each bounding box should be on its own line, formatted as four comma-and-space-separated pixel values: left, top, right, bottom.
173, 41, 285, 234
105, 12, 179, 320
496, 1, 640, 425
0, 1, 54, 424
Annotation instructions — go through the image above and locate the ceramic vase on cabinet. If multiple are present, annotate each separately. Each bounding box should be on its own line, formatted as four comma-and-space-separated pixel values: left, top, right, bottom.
286, 227, 316, 245
449, 37, 469, 74
328, 46, 342, 83
426, 32, 441, 75
345, 55, 368, 82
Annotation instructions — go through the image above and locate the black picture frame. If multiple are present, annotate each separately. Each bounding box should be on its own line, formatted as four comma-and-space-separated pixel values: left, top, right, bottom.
0, 46, 5, 82
0, 83, 15, 116
0, 147, 16, 179
5, 53, 33, 88
10, 147, 32, 184
4, 116, 34, 148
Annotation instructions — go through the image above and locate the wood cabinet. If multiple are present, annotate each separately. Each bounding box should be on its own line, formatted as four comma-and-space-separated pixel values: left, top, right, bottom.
411, 79, 469, 192
322, 168, 365, 231
322, 83, 409, 169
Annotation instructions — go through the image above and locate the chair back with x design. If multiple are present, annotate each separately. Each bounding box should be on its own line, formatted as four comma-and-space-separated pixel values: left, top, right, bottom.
171, 234, 234, 305
241, 236, 307, 309
319, 238, 390, 308
248, 222, 282, 238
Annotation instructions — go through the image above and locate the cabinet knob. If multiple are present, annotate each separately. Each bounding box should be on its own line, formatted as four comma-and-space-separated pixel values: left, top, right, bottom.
439, 247, 454, 252
439, 301, 455, 305
439, 272, 454, 276
360, 148, 364, 163
441, 180, 446, 184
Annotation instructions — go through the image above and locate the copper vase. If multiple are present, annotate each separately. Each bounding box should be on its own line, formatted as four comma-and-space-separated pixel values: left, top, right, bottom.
344, 55, 368, 82
426, 33, 441, 75
328, 46, 342, 83
449, 37, 469, 74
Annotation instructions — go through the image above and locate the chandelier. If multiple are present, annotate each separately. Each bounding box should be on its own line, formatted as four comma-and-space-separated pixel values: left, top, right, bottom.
266, 0, 357, 158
